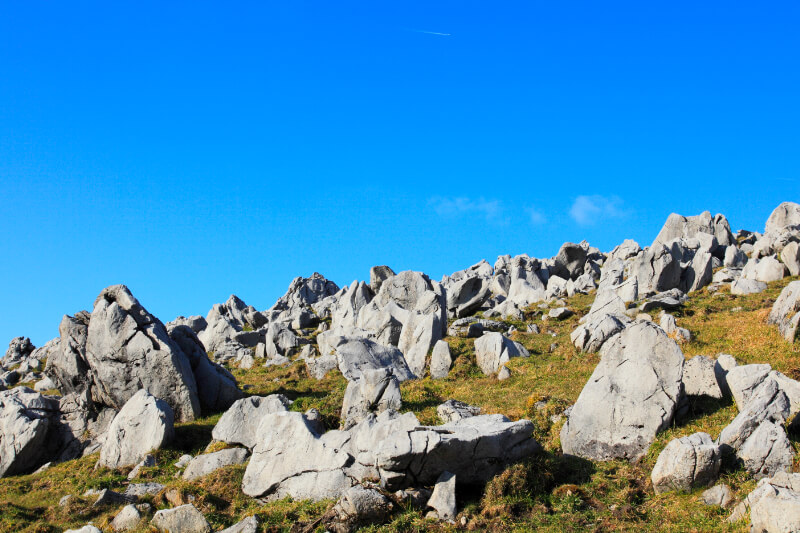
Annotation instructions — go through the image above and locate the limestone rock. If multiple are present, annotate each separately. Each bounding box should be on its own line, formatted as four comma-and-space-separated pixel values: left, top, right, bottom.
726, 364, 772, 408
731, 278, 767, 295
98, 390, 174, 469
111, 504, 142, 531
332, 336, 414, 382
427, 471, 457, 520
560, 321, 685, 462
474, 332, 529, 375
702, 484, 733, 508
369, 265, 395, 293
765, 201, 800, 234
341, 368, 402, 429
211, 395, 291, 450
437, 400, 481, 423
0, 387, 59, 476
768, 281, 800, 342
151, 504, 211, 533
682, 355, 724, 399
327, 484, 394, 532
781, 241, 800, 277
183, 447, 249, 481
430, 340, 452, 379
651, 432, 721, 494
218, 516, 260, 533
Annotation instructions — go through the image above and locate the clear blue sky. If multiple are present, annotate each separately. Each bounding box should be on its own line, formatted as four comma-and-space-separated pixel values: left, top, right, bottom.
1, 2, 798, 347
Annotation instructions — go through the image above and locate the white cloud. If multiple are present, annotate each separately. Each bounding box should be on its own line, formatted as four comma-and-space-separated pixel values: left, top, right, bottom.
526, 206, 547, 225
569, 195, 627, 226
429, 196, 509, 225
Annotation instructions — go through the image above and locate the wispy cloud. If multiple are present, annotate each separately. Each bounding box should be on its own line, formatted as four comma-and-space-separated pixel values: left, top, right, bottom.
569, 195, 628, 226
526, 206, 547, 225
429, 197, 509, 225
405, 28, 451, 36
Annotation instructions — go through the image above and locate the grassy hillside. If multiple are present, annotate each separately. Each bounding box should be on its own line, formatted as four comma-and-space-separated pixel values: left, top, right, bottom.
1, 277, 797, 532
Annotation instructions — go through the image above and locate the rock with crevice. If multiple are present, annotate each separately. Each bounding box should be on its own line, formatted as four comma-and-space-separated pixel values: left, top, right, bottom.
182, 447, 250, 481
768, 281, 800, 343
326, 484, 394, 533
560, 321, 685, 462
427, 470, 457, 520
0, 387, 59, 477
682, 355, 724, 399
651, 432, 721, 494
211, 394, 291, 450
437, 400, 481, 423
151, 504, 211, 533
474, 332, 529, 375
340, 368, 402, 430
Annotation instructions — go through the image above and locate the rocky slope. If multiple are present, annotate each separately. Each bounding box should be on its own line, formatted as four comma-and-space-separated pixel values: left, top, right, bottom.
0, 201, 799, 532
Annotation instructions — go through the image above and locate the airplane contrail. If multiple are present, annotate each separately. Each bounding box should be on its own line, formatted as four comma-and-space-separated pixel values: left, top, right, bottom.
406, 29, 451, 36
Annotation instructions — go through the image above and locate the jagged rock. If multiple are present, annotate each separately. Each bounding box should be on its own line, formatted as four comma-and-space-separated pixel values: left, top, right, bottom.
127, 454, 155, 480
213, 340, 254, 368
742, 255, 787, 282
327, 485, 394, 533
341, 368, 402, 429
702, 484, 733, 508
198, 295, 265, 352
639, 288, 688, 312
653, 211, 734, 252
500, 255, 548, 307
548, 307, 573, 320
651, 432, 721, 494
211, 394, 291, 450
98, 390, 174, 469
446, 276, 491, 318
45, 311, 91, 396
219, 516, 260, 533
151, 504, 211, 533
497, 365, 511, 380
0, 387, 59, 476
168, 325, 243, 413
124, 482, 165, 498
545, 275, 569, 299
750, 487, 800, 532
85, 285, 200, 421
427, 471, 457, 520
570, 289, 630, 353
682, 355, 723, 399
560, 321, 684, 462
370, 266, 395, 293
111, 504, 142, 531
398, 310, 443, 376
330, 281, 374, 330
269, 273, 340, 320
724, 246, 748, 268
550, 242, 589, 281
714, 354, 738, 398
183, 448, 250, 481
726, 364, 772, 408
737, 420, 793, 479
629, 244, 682, 297
33, 376, 56, 392
731, 278, 767, 295
219, 515, 260, 533
430, 340, 452, 379
306, 353, 339, 379
263, 322, 302, 360
447, 317, 506, 338
331, 336, 414, 382
768, 281, 800, 343
437, 400, 481, 423
474, 332, 529, 375
3, 337, 34, 367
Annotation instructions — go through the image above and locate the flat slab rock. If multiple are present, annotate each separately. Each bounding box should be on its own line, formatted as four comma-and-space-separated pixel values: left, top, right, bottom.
560, 321, 684, 462
183, 447, 250, 481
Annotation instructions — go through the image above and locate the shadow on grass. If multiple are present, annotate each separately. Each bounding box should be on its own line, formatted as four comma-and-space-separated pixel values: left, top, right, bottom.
172, 421, 216, 453
675, 395, 732, 428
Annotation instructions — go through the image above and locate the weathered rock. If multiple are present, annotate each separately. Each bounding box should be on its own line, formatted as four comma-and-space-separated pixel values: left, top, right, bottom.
737, 420, 793, 479
548, 307, 573, 320
167, 315, 208, 334
327, 484, 394, 532
651, 432, 721, 494
781, 241, 800, 277
501, 255, 548, 307
765, 201, 800, 234
682, 355, 724, 399
332, 336, 414, 382
726, 364, 772, 408
658, 312, 691, 342
429, 340, 452, 379
398, 309, 443, 377
702, 484, 733, 508
369, 266, 395, 293
552, 242, 588, 281
731, 278, 767, 295
437, 400, 481, 423
742, 255, 786, 282
85, 285, 200, 421
168, 325, 243, 413
427, 471, 457, 520
151, 504, 211, 533
570, 305, 630, 354
446, 276, 491, 319
91, 488, 136, 507
98, 390, 174, 469
218, 516, 260, 533
653, 211, 734, 252
341, 368, 402, 430
270, 273, 341, 319
560, 321, 685, 462
124, 482, 165, 498
127, 454, 155, 480
768, 281, 800, 343
639, 288, 688, 312
497, 366, 511, 380
182, 448, 249, 481
211, 394, 291, 450
0, 387, 59, 476
474, 332, 529, 375
111, 504, 142, 531
306, 353, 339, 380
447, 317, 506, 338
45, 311, 91, 396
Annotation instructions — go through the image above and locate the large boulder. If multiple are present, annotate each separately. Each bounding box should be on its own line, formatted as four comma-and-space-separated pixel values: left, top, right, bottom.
326, 484, 394, 532
183, 448, 250, 481
369, 265, 396, 293
765, 201, 800, 234
768, 281, 800, 343
85, 285, 200, 421
340, 368, 402, 430
331, 336, 414, 382
651, 432, 721, 494
728, 472, 800, 529
98, 390, 175, 469
560, 321, 685, 462
551, 242, 589, 281
0, 387, 59, 476
445, 276, 491, 319
151, 504, 211, 533
211, 394, 291, 450
652, 211, 734, 252
268, 272, 340, 320
198, 295, 265, 352
3, 337, 34, 368
474, 332, 529, 375
682, 355, 724, 399
781, 242, 800, 277
45, 311, 92, 396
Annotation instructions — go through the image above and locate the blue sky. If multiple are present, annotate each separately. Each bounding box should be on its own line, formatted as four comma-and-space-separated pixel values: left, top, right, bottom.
1, 1, 798, 346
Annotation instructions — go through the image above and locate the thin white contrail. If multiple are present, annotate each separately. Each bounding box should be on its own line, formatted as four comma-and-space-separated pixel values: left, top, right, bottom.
406, 28, 451, 36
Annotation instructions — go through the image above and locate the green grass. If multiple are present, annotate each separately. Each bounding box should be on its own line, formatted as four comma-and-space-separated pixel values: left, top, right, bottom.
1, 277, 798, 531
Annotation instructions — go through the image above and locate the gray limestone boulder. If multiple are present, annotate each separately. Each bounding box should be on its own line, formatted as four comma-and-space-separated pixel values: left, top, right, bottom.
45, 311, 91, 396
651, 432, 721, 494
98, 390, 174, 469
682, 355, 724, 399
211, 394, 291, 450
85, 285, 200, 422
653, 211, 734, 252
427, 471, 457, 520
111, 504, 142, 531
702, 484, 733, 508
0, 387, 59, 476
218, 516, 260, 533
765, 202, 800, 234
781, 241, 800, 277
269, 273, 341, 319
370, 265, 396, 293
333, 336, 414, 382
726, 364, 773, 408
167, 315, 208, 334
474, 332, 529, 375
429, 340, 453, 379
64, 527, 102, 533
437, 400, 481, 424
327, 484, 394, 532
768, 281, 800, 343
737, 420, 793, 479
731, 278, 767, 295
560, 321, 685, 462
151, 504, 211, 533
183, 447, 250, 481
341, 368, 402, 430
446, 276, 491, 319
551, 242, 588, 281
